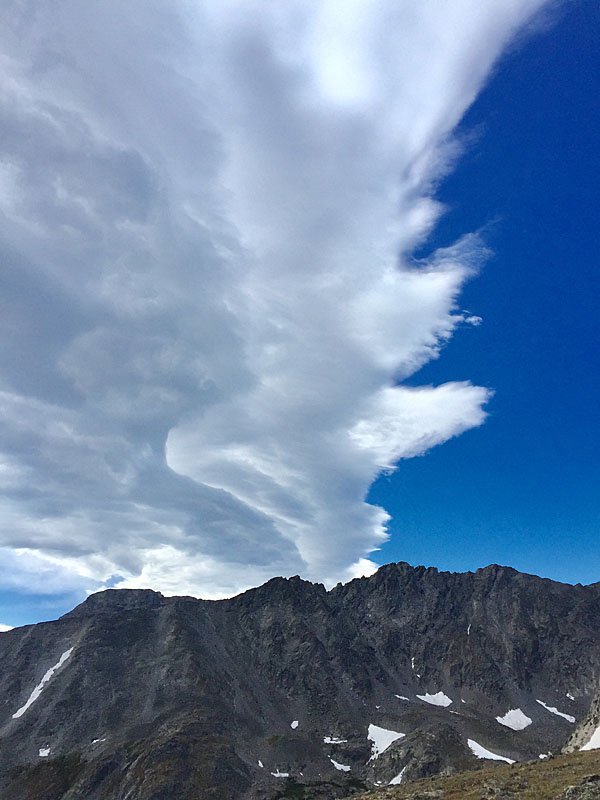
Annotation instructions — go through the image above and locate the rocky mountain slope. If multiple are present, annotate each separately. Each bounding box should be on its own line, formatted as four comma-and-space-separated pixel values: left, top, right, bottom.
1, 562, 600, 799
564, 681, 600, 754
348, 748, 600, 800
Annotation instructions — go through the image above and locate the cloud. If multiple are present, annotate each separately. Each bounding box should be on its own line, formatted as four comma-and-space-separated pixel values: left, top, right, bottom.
0, 0, 548, 598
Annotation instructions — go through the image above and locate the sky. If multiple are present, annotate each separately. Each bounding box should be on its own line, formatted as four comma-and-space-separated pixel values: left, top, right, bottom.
0, 0, 597, 627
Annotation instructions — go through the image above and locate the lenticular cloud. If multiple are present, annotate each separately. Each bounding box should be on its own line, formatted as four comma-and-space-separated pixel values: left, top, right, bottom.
0, 0, 547, 597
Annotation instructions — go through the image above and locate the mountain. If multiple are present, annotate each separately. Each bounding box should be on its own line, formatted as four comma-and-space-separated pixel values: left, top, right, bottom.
1, 562, 599, 800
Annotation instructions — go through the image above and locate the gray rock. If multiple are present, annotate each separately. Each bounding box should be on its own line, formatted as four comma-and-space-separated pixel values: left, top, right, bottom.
0, 562, 599, 799
557, 775, 600, 799
365, 724, 474, 785
564, 682, 600, 753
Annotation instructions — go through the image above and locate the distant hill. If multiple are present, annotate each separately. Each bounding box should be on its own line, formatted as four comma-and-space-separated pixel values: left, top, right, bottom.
1, 562, 599, 799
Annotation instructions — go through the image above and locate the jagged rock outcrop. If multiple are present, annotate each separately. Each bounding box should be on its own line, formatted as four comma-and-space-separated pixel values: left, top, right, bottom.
364, 725, 473, 786
564, 682, 600, 753
1, 562, 599, 800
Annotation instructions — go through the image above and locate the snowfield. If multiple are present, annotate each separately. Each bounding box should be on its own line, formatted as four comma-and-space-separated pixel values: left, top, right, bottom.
330, 758, 351, 772
581, 726, 600, 751
417, 691, 452, 707
13, 648, 73, 719
495, 708, 532, 730
468, 738, 515, 763
536, 699, 575, 723
367, 723, 405, 759
389, 765, 408, 784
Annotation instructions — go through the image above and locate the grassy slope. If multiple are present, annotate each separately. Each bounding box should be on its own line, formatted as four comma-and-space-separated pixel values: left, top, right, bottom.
349, 750, 600, 800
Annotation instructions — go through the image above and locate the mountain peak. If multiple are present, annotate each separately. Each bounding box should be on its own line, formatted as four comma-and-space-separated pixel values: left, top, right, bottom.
63, 587, 165, 619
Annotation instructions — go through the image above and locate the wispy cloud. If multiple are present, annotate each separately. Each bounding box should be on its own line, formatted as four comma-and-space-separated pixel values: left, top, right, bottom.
0, 0, 547, 598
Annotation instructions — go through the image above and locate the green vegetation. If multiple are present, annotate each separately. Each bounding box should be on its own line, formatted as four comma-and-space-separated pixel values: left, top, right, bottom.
280, 777, 308, 798
6, 752, 85, 798
270, 775, 368, 799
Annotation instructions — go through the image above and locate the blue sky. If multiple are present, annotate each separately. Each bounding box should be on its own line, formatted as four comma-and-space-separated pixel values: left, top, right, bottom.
371, 0, 599, 584
0, 1, 597, 628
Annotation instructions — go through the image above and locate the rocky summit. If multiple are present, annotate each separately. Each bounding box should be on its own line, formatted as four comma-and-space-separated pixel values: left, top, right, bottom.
1, 562, 600, 800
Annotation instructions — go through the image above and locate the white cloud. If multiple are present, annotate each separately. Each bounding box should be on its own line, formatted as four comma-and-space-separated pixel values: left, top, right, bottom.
0, 0, 548, 598
0, 623, 14, 632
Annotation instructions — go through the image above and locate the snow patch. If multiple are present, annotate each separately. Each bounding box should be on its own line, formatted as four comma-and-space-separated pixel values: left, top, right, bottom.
468, 739, 515, 764
395, 695, 409, 701
39, 748, 50, 757
290, 720, 299, 729
324, 736, 347, 744
389, 765, 408, 785
367, 724, 405, 760
271, 770, 289, 778
467, 623, 471, 635
567, 692, 575, 701
536, 699, 575, 723
495, 708, 532, 730
416, 691, 452, 707
13, 648, 74, 719
581, 726, 600, 751
330, 758, 351, 772
91, 738, 106, 745
539, 753, 551, 759
258, 760, 264, 768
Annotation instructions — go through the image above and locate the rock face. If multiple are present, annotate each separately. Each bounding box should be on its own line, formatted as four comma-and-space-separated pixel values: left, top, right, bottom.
564, 682, 600, 753
364, 724, 474, 786
1, 562, 600, 800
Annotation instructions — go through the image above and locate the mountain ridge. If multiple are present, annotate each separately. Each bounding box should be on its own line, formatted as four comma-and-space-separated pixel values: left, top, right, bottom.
1, 560, 599, 799
59, 560, 600, 622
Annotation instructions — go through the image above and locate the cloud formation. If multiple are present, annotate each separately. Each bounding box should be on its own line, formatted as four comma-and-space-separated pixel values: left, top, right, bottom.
0, 0, 547, 598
